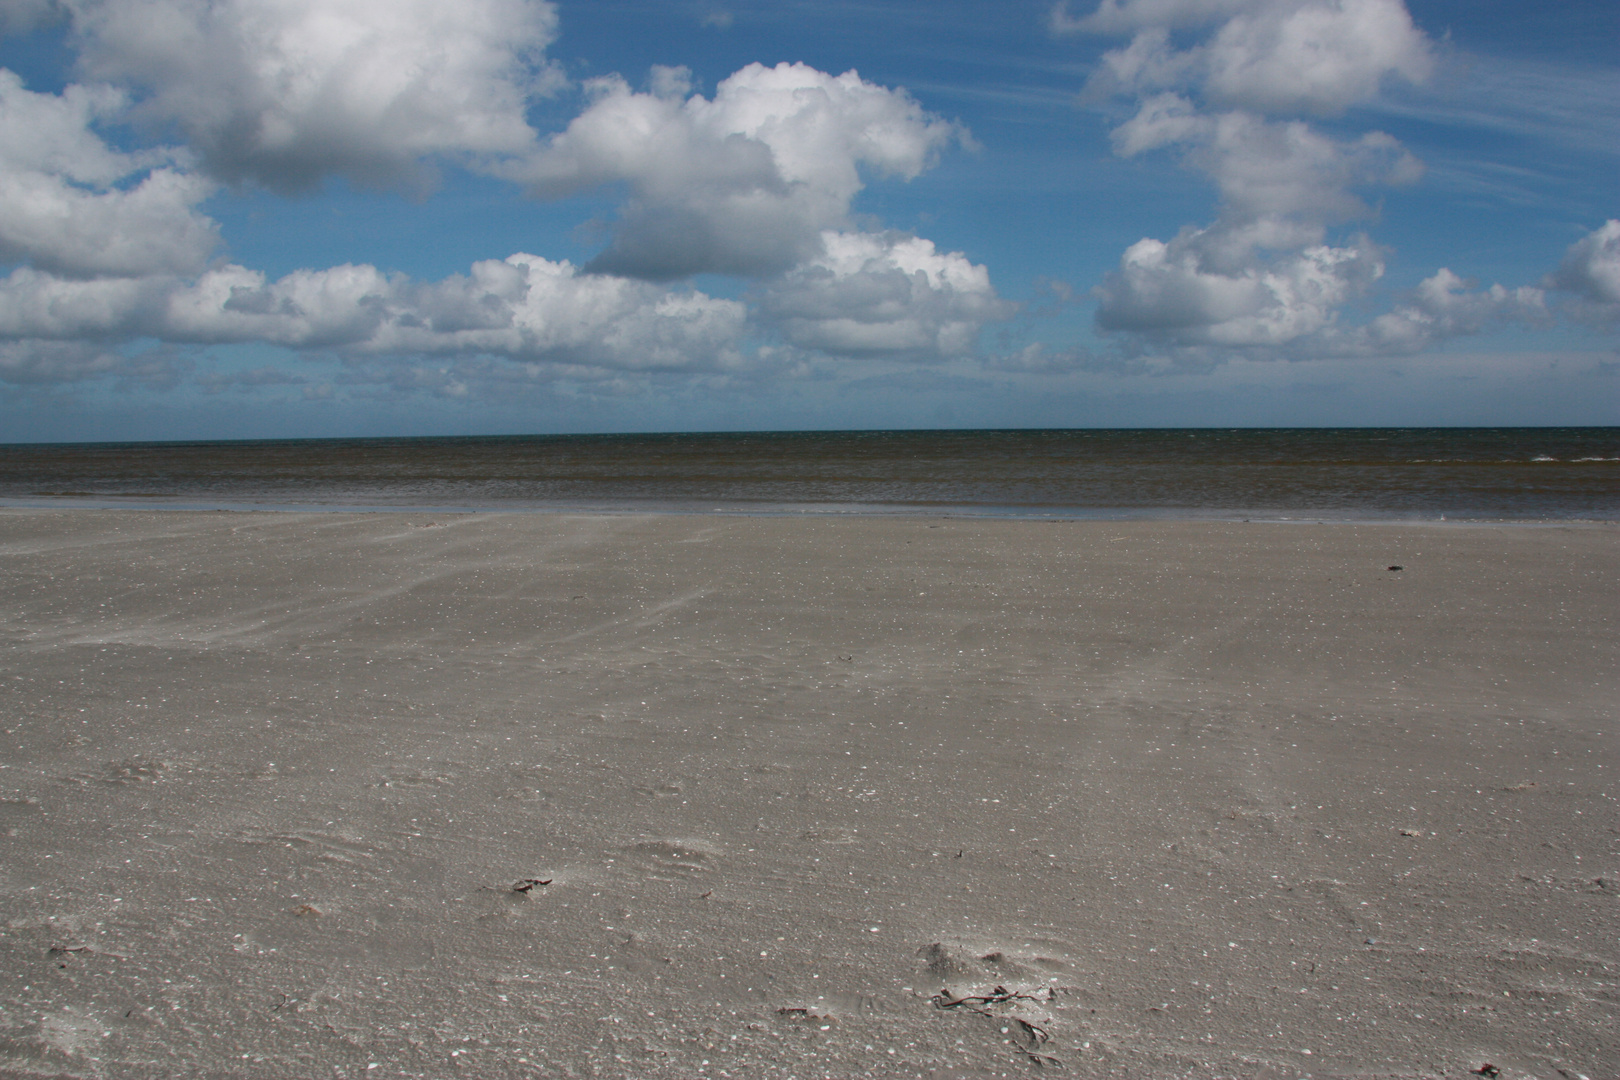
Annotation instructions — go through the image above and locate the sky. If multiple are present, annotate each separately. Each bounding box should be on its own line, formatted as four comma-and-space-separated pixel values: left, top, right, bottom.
0, 0, 1615, 441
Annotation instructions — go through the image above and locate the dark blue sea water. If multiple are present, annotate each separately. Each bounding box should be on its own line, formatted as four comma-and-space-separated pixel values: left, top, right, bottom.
1, 429, 1616, 520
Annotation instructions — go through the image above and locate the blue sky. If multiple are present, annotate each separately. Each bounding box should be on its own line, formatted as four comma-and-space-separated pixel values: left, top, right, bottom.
0, 0, 1614, 440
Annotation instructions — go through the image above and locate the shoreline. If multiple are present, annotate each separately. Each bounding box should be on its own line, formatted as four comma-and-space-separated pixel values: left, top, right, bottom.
1, 509, 1614, 1078
4, 500, 1618, 524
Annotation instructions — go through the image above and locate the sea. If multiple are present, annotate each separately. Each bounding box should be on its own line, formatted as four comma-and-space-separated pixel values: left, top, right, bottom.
1, 428, 1617, 521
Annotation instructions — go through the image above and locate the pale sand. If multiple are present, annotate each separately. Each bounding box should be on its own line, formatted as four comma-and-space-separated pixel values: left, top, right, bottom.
0, 510, 1614, 1079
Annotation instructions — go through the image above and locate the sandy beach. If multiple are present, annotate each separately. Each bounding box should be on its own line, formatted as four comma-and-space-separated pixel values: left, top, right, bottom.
0, 509, 1614, 1079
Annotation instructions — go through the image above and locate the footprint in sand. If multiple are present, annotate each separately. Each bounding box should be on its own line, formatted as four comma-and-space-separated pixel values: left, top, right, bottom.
371, 768, 453, 789
916, 938, 1078, 987
627, 838, 723, 881
634, 782, 685, 798
0, 795, 42, 834
68, 758, 177, 785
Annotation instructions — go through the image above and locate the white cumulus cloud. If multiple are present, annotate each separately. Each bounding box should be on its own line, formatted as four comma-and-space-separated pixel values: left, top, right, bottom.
0, 13, 1006, 391
1200, 0, 1430, 114
506, 62, 964, 280
1324, 268, 1547, 355
758, 230, 1014, 359
0, 254, 749, 383
1071, 0, 1431, 115
0, 266, 169, 339
0, 254, 744, 363
1112, 97, 1421, 235
1095, 227, 1383, 346
1064, 0, 1445, 356
58, 0, 562, 193
0, 71, 218, 277
1547, 219, 1620, 326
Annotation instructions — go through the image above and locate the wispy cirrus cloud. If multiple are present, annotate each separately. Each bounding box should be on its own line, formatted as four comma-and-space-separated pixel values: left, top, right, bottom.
1365, 55, 1620, 159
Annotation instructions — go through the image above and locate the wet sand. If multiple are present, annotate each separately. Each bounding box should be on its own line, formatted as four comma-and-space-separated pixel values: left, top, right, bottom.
0, 510, 1614, 1079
